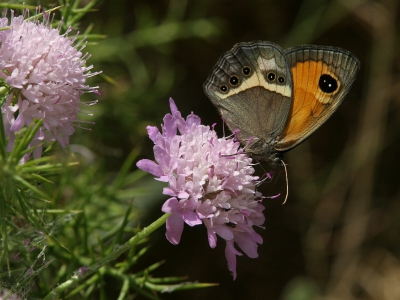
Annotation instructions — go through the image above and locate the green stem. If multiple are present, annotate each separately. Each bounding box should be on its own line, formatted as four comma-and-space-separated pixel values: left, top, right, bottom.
0, 183, 10, 275
0, 107, 6, 159
42, 213, 170, 300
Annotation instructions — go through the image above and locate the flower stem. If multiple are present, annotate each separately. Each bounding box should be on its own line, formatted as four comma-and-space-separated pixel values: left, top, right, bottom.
0, 109, 6, 159
42, 213, 170, 300
0, 183, 10, 275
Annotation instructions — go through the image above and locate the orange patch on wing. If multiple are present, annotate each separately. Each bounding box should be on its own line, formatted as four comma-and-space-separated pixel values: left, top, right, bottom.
276, 60, 339, 150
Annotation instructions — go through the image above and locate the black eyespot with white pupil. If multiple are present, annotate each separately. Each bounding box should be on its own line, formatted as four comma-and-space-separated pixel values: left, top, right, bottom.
267, 72, 276, 81
242, 67, 251, 76
229, 75, 240, 86
220, 85, 228, 93
278, 76, 285, 83
319, 74, 338, 93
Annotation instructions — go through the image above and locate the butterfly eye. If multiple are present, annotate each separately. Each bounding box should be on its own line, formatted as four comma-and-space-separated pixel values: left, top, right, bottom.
319, 74, 338, 93
267, 72, 276, 81
229, 75, 240, 87
242, 66, 251, 76
220, 84, 229, 93
278, 76, 285, 83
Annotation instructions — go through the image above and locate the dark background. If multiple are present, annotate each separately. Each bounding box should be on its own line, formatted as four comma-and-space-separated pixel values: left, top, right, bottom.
23, 0, 400, 299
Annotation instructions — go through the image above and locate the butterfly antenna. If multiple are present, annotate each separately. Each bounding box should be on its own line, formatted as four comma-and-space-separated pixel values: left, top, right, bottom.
281, 159, 289, 205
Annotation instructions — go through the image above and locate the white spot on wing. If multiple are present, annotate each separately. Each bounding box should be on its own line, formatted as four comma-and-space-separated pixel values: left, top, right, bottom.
257, 57, 279, 72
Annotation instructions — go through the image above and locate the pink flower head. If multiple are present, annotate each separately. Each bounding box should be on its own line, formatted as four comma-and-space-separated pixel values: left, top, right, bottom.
0, 10, 100, 161
137, 98, 266, 279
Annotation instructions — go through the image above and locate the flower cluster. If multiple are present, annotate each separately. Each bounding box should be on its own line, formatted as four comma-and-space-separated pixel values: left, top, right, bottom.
137, 98, 265, 279
0, 11, 99, 160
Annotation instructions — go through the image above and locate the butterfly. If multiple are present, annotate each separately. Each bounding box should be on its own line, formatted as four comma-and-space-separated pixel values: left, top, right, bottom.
203, 41, 360, 164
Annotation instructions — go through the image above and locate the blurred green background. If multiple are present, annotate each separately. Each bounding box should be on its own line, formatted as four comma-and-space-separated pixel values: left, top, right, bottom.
9, 0, 400, 299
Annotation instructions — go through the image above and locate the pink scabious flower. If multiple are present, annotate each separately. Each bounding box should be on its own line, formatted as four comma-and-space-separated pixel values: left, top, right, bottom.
0, 10, 100, 160
137, 98, 265, 279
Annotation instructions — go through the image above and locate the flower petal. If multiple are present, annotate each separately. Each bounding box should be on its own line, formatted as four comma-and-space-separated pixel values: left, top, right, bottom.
184, 211, 202, 226
169, 97, 178, 114
234, 231, 260, 258
146, 126, 159, 143
10, 114, 25, 132
215, 225, 234, 241
136, 159, 162, 177
165, 212, 184, 245
207, 228, 217, 248
161, 197, 179, 213
225, 240, 242, 280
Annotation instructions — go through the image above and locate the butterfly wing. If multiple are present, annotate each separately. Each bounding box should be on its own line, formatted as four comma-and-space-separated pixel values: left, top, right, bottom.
275, 45, 360, 151
203, 41, 293, 157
